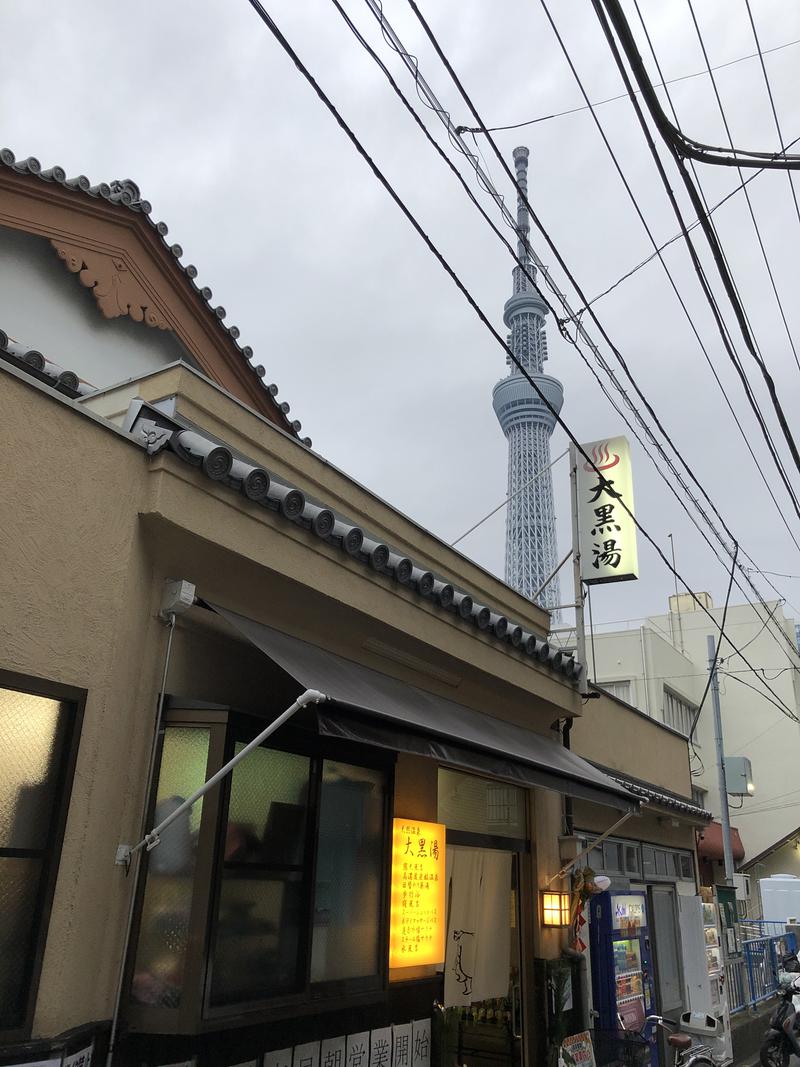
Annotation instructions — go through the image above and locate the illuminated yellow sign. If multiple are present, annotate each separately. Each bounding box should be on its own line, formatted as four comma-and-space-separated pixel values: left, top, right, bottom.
389, 818, 446, 968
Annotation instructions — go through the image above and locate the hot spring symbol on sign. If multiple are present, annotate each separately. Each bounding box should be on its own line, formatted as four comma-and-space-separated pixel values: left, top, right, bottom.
576, 435, 639, 585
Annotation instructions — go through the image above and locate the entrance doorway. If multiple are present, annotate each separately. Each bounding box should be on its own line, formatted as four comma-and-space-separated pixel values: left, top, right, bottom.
649, 886, 684, 1019
441, 846, 523, 1067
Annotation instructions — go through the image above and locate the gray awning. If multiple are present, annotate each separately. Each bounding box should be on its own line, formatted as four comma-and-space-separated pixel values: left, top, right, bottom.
212, 604, 637, 812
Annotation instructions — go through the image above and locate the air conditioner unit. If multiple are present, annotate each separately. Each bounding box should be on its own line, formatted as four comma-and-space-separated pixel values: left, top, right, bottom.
733, 873, 751, 901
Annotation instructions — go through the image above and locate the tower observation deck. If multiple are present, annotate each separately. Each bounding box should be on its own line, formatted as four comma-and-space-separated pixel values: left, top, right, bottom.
492, 147, 563, 617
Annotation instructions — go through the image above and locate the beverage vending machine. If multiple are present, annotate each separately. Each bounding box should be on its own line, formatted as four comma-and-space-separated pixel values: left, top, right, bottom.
589, 891, 657, 1054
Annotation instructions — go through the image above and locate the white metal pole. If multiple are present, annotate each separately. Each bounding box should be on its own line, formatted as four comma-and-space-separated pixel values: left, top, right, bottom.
707, 634, 735, 884
569, 443, 589, 696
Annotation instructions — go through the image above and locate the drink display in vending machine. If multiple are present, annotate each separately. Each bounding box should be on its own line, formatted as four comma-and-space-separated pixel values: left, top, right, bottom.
590, 891, 656, 1042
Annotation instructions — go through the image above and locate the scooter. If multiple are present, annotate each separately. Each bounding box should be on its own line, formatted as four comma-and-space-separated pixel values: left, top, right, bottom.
759, 962, 800, 1067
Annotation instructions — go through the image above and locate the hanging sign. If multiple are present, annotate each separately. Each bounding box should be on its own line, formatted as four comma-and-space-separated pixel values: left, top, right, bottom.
576, 436, 639, 585
389, 819, 446, 968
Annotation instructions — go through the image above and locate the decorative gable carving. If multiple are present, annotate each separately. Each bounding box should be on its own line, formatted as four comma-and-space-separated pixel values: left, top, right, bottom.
50, 240, 170, 329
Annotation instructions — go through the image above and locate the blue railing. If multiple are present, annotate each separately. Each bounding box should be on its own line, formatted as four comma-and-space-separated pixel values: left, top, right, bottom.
727, 931, 798, 1014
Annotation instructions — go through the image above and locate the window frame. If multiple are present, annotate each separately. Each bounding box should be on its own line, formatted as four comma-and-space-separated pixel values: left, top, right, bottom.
134, 709, 396, 1030
662, 687, 697, 737
203, 715, 394, 1021
0, 668, 85, 1042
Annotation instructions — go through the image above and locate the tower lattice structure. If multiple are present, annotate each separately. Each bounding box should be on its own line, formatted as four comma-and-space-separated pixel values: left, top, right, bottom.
492, 147, 564, 618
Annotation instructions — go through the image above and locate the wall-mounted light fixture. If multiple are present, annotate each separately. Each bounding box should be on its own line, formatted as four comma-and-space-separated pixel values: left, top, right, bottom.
541, 890, 571, 927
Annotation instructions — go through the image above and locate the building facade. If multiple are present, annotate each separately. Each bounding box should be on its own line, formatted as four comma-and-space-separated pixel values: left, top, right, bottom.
0, 150, 711, 1067
552, 593, 800, 868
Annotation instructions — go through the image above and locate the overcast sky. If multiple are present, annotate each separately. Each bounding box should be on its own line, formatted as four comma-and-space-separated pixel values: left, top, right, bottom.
4, 0, 800, 639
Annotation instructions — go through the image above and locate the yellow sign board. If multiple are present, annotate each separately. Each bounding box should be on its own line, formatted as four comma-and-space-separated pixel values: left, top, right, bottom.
389, 818, 446, 968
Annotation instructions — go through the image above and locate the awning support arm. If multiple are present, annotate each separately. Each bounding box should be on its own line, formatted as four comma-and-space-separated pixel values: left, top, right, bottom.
547, 810, 635, 884
126, 688, 327, 858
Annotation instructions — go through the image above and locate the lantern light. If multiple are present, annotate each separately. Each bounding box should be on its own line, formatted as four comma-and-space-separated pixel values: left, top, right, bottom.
541, 890, 571, 927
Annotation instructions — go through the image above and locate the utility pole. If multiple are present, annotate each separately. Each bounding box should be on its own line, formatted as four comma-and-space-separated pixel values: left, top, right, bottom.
570, 443, 589, 696
707, 634, 734, 884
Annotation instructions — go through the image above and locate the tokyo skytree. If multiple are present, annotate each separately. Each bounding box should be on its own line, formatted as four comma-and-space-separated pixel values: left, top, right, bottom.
492, 147, 564, 618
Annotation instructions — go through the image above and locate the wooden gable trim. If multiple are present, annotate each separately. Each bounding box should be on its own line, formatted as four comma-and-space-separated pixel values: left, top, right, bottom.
0, 168, 289, 431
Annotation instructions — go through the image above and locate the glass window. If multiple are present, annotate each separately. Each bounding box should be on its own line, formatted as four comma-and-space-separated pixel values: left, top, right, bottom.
438, 769, 525, 838
642, 847, 655, 877
691, 786, 707, 809
310, 761, 385, 983
655, 850, 668, 876
131, 728, 211, 1010
602, 680, 632, 704
210, 746, 311, 1006
662, 690, 696, 737
679, 854, 694, 881
208, 744, 388, 1010
589, 845, 605, 870
604, 842, 623, 873
625, 845, 640, 874
0, 685, 73, 1032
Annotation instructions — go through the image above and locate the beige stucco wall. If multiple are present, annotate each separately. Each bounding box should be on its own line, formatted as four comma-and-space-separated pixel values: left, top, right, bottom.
2, 363, 577, 1037
0, 368, 163, 1036
570, 691, 693, 799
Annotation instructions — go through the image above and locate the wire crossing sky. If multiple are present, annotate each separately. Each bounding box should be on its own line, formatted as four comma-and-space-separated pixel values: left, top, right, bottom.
2, 0, 799, 647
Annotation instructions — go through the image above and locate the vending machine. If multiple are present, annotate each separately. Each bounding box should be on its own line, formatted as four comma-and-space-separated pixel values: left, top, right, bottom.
589, 891, 656, 1039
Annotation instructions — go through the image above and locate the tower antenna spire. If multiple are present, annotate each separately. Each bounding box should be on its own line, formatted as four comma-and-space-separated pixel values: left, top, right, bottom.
493, 147, 563, 618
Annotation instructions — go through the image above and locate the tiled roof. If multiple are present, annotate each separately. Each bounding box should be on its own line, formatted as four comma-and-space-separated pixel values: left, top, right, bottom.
0, 148, 309, 446
0, 327, 94, 398
607, 770, 712, 822
128, 402, 582, 686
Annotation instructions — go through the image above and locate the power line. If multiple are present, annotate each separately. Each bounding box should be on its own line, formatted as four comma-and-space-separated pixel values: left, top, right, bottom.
336, 0, 737, 597
723, 671, 800, 722
395, 0, 800, 677
450, 449, 568, 548
581, 2, 800, 172
358, 0, 800, 677
592, 0, 800, 531
745, 568, 800, 581
531, 0, 800, 622
626, 0, 800, 631
721, 602, 781, 663
742, 0, 800, 229
582, 136, 800, 312
247, 0, 798, 722
683, 0, 800, 376
457, 36, 800, 135
689, 543, 739, 744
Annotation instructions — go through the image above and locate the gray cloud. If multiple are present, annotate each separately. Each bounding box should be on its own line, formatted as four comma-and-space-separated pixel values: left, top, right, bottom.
4, 0, 800, 631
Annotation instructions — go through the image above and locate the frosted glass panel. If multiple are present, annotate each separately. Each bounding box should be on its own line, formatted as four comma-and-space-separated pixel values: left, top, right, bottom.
310, 761, 385, 982
225, 744, 310, 865
0, 688, 66, 849
210, 746, 312, 1005
130, 727, 210, 1009
0, 857, 42, 1028
438, 769, 526, 837
212, 872, 305, 1004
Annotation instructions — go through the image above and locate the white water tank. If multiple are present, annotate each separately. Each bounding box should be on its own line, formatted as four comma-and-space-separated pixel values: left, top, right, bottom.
760, 874, 800, 922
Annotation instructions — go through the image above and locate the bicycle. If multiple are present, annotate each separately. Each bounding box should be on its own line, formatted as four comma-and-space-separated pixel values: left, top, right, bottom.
640, 1014, 724, 1067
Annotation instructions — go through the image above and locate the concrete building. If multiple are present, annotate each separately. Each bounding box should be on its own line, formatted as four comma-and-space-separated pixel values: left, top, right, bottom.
552, 593, 800, 870
0, 148, 711, 1067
